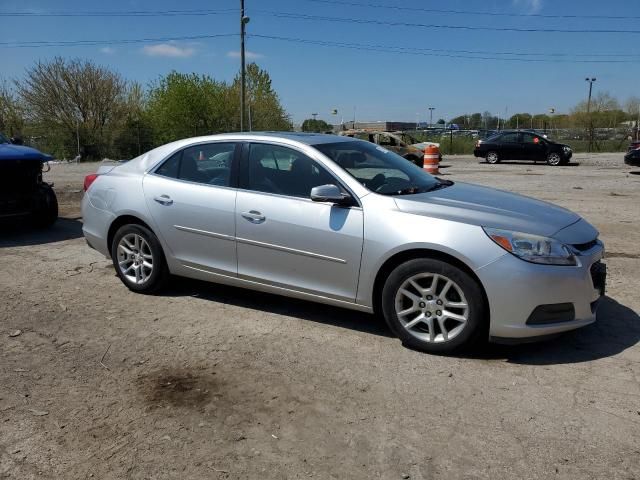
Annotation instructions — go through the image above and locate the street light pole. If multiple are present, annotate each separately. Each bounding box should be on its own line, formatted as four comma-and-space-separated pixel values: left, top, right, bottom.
428, 107, 435, 128
585, 77, 596, 152
240, 0, 250, 132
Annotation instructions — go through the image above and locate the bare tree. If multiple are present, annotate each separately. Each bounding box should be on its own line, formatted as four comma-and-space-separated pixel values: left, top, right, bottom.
16, 57, 127, 159
0, 79, 25, 138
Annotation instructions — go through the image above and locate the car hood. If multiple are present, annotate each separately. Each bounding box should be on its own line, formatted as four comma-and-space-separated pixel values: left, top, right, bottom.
393, 182, 597, 243
0, 144, 52, 162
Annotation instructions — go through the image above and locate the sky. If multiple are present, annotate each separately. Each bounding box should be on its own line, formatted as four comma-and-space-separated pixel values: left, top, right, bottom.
1, 0, 639, 125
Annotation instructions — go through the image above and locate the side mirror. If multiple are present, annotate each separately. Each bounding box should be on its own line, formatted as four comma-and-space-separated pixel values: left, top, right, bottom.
310, 184, 353, 206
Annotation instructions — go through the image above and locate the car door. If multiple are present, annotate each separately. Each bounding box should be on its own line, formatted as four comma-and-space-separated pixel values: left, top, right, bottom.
142, 142, 239, 275
377, 133, 403, 156
498, 132, 523, 160
235, 142, 364, 302
520, 132, 546, 161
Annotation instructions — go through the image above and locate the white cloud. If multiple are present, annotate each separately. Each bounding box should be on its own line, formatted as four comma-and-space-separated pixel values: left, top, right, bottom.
513, 0, 542, 13
142, 43, 196, 58
100, 47, 115, 55
226, 50, 264, 60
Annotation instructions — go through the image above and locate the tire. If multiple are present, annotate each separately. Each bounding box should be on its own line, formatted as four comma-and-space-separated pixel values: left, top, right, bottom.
547, 152, 562, 166
32, 185, 58, 228
486, 151, 500, 164
381, 258, 487, 354
110, 224, 170, 294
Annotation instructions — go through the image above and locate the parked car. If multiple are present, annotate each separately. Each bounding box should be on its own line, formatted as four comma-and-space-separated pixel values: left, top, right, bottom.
0, 132, 58, 227
338, 130, 439, 167
624, 141, 640, 167
474, 130, 573, 166
82, 133, 605, 354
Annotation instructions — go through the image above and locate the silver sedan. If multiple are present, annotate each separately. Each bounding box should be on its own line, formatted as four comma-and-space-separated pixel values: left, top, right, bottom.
82, 132, 606, 354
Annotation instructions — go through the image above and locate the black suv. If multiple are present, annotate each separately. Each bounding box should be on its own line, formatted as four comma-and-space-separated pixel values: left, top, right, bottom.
474, 130, 572, 166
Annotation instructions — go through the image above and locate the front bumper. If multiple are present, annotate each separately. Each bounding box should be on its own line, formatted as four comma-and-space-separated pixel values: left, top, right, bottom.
476, 243, 605, 340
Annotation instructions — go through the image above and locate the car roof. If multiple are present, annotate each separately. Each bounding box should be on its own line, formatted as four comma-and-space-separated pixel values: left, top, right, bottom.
118, 132, 356, 173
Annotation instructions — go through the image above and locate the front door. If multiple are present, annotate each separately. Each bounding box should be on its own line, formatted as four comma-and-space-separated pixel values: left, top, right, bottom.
498, 132, 523, 160
520, 132, 546, 161
235, 142, 364, 302
142, 142, 239, 275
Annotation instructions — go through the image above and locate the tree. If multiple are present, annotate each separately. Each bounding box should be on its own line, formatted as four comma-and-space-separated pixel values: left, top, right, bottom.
0, 79, 25, 138
301, 118, 332, 132
436, 119, 446, 125
231, 63, 291, 131
17, 57, 128, 160
146, 72, 230, 145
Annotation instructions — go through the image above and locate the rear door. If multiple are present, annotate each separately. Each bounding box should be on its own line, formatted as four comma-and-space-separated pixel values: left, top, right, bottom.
235, 142, 364, 302
498, 132, 522, 160
142, 142, 239, 275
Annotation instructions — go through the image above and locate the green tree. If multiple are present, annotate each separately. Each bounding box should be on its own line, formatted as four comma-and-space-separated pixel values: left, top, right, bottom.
231, 63, 291, 131
0, 79, 25, 139
301, 118, 332, 132
146, 71, 230, 145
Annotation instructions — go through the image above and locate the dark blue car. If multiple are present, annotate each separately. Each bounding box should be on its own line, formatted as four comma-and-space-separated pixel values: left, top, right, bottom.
0, 133, 58, 227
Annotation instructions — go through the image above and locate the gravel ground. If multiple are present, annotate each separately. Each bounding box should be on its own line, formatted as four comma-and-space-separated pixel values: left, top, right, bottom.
1, 153, 639, 479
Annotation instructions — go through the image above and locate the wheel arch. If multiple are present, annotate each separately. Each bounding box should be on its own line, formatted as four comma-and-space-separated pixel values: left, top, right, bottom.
371, 248, 490, 320
107, 214, 155, 258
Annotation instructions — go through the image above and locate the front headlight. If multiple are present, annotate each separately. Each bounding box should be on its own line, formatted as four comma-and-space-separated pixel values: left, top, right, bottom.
563, 146, 572, 153
483, 227, 577, 266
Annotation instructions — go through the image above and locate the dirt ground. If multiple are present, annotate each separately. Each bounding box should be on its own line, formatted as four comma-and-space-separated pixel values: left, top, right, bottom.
1, 153, 639, 479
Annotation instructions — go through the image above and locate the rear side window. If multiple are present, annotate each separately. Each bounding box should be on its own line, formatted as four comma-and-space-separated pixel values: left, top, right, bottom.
501, 133, 519, 143
154, 143, 236, 186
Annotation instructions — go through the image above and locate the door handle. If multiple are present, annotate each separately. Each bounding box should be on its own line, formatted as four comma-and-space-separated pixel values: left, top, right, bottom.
154, 195, 173, 206
241, 210, 266, 223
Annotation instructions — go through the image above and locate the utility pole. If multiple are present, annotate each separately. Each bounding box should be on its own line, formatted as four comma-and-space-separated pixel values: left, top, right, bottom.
428, 107, 435, 128
239, 0, 250, 132
585, 77, 596, 152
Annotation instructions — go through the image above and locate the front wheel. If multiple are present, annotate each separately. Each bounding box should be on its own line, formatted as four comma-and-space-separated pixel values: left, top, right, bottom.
381, 258, 487, 354
486, 151, 500, 164
111, 224, 169, 294
547, 152, 562, 166
32, 185, 58, 228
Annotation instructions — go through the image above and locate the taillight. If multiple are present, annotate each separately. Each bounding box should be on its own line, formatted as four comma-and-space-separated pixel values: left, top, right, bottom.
83, 173, 99, 192
475, 140, 481, 148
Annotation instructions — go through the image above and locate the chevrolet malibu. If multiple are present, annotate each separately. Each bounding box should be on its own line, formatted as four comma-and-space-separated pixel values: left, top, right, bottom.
82, 133, 606, 354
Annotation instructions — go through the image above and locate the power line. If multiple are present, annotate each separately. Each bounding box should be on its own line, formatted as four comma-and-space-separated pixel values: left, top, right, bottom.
301, 0, 640, 21
0, 9, 237, 17
248, 34, 639, 63
0, 33, 238, 48
254, 10, 640, 34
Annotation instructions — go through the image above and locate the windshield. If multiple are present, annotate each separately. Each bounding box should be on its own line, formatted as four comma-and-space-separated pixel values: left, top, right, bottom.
0, 133, 10, 144
313, 140, 444, 195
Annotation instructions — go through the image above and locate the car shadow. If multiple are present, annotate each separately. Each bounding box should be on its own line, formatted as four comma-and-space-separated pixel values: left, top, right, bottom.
493, 161, 581, 167
474, 296, 640, 365
0, 217, 84, 248
163, 277, 394, 338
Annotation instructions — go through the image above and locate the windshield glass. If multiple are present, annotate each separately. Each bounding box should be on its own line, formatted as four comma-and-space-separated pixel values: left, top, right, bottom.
0, 133, 10, 144
313, 141, 442, 195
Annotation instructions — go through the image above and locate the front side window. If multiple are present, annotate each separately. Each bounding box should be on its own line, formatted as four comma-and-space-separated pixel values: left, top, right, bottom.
313, 141, 443, 196
522, 133, 542, 144
378, 134, 397, 147
154, 143, 235, 186
246, 143, 337, 198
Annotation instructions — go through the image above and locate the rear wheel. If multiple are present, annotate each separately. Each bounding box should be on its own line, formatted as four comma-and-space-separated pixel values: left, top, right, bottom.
486, 151, 500, 164
381, 258, 487, 354
111, 224, 169, 294
547, 152, 562, 166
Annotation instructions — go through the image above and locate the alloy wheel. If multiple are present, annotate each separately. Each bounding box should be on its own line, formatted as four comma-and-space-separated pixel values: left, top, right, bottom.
548, 153, 561, 166
487, 152, 499, 164
394, 273, 469, 343
116, 233, 154, 285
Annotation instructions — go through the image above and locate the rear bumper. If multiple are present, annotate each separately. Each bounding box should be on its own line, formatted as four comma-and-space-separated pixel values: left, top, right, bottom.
476, 244, 605, 340
81, 193, 113, 258
473, 149, 485, 158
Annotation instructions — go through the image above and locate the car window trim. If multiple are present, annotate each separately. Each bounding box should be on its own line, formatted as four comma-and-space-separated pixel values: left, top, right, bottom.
147, 141, 241, 189
238, 141, 362, 208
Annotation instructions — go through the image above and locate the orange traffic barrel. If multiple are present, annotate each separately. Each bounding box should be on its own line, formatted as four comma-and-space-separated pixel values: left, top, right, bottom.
423, 145, 440, 174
